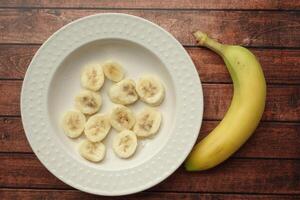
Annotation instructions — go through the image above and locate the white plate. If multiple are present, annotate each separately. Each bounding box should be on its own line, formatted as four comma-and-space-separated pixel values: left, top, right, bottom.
21, 13, 203, 196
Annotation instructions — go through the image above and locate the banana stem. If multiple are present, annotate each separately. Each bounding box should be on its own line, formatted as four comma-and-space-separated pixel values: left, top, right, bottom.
193, 31, 224, 55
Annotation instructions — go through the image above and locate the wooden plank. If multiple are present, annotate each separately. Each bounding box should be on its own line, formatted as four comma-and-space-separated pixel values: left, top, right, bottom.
0, 9, 299, 47
155, 159, 300, 194
200, 121, 300, 159
1, 117, 299, 159
202, 84, 300, 122
1, 154, 299, 194
0, 45, 38, 79
189, 48, 300, 85
1, 45, 300, 85
0, 0, 299, 10
0, 153, 66, 188
0, 189, 299, 200
0, 117, 30, 152
1, 81, 299, 121
0, 81, 20, 115
203, 84, 300, 122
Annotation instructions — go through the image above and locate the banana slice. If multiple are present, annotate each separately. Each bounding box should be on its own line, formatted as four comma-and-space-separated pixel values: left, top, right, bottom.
80, 63, 104, 91
110, 105, 135, 131
102, 60, 124, 82
136, 75, 165, 106
133, 107, 162, 138
108, 79, 138, 105
84, 114, 111, 142
113, 130, 138, 158
79, 140, 106, 162
62, 110, 86, 138
75, 90, 102, 115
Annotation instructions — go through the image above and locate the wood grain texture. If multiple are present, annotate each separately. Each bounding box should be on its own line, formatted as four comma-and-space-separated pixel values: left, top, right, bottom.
189, 48, 300, 85
0, 189, 299, 200
1, 81, 299, 121
0, 117, 29, 152
0, 9, 299, 47
156, 159, 300, 194
202, 84, 300, 122
1, 154, 299, 194
1, 117, 299, 159
1, 45, 300, 84
200, 121, 300, 159
0, 1, 299, 199
0, 81, 20, 115
0, 45, 38, 79
1, 0, 300, 10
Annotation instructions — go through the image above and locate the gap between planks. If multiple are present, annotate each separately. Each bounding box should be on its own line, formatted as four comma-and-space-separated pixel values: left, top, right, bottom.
0, 6, 300, 12
0, 152, 299, 161
0, 188, 300, 197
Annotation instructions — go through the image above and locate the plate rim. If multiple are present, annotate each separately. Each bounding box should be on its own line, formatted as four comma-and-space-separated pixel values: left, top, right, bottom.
21, 13, 203, 196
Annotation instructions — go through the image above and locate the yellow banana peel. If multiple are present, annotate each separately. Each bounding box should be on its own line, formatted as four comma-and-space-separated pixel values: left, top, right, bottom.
185, 32, 266, 171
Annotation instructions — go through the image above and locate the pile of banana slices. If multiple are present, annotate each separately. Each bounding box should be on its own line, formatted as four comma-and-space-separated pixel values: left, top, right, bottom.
62, 60, 165, 163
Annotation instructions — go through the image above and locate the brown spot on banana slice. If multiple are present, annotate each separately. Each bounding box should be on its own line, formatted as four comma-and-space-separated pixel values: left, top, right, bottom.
75, 90, 102, 115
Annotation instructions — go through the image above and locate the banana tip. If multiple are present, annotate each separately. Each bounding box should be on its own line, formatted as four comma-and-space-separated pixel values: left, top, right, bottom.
193, 31, 208, 45
184, 161, 198, 172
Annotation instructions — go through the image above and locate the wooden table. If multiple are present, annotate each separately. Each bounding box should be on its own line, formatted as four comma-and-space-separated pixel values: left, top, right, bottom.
0, 1, 299, 199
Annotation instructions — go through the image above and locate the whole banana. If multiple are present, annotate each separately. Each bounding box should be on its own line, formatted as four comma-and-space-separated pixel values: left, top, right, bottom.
185, 31, 266, 171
